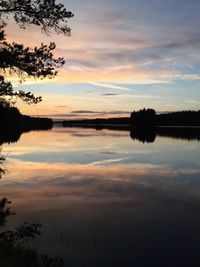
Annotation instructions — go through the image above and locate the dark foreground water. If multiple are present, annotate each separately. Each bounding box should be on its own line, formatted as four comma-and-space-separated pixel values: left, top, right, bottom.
1, 126, 200, 266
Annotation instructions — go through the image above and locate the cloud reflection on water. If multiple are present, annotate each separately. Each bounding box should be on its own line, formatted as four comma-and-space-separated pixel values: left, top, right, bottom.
1, 127, 200, 266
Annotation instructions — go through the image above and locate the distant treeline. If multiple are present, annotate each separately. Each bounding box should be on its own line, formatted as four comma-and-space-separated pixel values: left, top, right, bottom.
63, 117, 131, 126
157, 110, 200, 126
63, 109, 200, 127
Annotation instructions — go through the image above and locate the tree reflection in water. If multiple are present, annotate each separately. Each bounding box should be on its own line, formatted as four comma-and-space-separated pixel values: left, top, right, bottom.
0, 151, 64, 267
0, 149, 7, 179
0, 197, 64, 266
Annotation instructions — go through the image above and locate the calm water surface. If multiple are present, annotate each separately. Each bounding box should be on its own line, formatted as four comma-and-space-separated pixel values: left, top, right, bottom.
1, 126, 200, 266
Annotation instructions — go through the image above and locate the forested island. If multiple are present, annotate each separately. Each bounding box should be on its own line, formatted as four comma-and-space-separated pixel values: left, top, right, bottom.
131, 109, 200, 127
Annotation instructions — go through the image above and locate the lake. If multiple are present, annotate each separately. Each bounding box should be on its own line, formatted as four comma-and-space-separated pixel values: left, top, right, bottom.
1, 126, 200, 266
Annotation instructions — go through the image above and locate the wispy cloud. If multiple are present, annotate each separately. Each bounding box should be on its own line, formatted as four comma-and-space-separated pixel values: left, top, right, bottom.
173, 74, 200, 81
88, 82, 131, 91
42, 110, 131, 120
89, 157, 129, 166
100, 93, 121, 96
71, 110, 130, 115
6, 0, 200, 114
71, 110, 97, 114
56, 105, 70, 108
184, 100, 199, 104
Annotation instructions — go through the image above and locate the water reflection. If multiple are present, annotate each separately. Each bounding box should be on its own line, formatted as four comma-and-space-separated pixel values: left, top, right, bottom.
0, 197, 64, 266
0, 126, 200, 266
63, 125, 200, 143
0, 151, 6, 179
0, 122, 52, 145
0, 198, 13, 226
0, 123, 200, 146
156, 126, 200, 142
130, 127, 156, 143
0, 156, 64, 266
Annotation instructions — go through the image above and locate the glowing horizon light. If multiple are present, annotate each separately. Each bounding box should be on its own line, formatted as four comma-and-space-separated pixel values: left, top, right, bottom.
4, 0, 200, 116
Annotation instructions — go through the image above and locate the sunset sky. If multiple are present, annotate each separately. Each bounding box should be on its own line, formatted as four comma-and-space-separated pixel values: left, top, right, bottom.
6, 0, 200, 118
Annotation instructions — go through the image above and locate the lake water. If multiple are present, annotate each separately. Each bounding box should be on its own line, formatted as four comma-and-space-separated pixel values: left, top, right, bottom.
1, 126, 200, 266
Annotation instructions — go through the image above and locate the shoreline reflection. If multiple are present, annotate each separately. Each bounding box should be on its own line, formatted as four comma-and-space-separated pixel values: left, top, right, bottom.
0, 124, 200, 146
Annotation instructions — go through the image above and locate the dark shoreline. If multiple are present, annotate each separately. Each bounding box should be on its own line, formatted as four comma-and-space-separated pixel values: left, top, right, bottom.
62, 109, 200, 128
1, 108, 200, 144
0, 114, 53, 145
